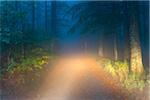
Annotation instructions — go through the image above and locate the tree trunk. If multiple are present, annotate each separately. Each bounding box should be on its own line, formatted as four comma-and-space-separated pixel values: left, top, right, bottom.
114, 33, 118, 60
51, 1, 57, 35
50, 1, 57, 53
124, 20, 130, 61
98, 44, 103, 57
18, 2, 25, 58
32, 1, 35, 32
123, 2, 130, 62
129, 3, 144, 74
45, 1, 48, 34
84, 40, 87, 53
50, 41, 54, 53
98, 33, 103, 57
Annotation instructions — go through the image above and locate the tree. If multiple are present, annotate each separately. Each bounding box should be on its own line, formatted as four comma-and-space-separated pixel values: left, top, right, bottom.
0, 1, 27, 69
45, 1, 48, 34
123, 2, 130, 61
68, 2, 123, 58
50, 1, 57, 52
32, 1, 35, 32
128, 2, 144, 74
51, 1, 57, 35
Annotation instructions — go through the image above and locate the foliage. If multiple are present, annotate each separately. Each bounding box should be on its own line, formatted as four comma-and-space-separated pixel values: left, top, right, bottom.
6, 48, 51, 75
68, 2, 123, 35
0, 2, 27, 45
123, 73, 146, 90
97, 58, 149, 90
0, 1, 56, 86
102, 59, 129, 82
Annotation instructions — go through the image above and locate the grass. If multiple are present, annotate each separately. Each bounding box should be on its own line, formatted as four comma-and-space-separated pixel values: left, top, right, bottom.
97, 58, 149, 91
7, 48, 51, 74
1, 47, 53, 87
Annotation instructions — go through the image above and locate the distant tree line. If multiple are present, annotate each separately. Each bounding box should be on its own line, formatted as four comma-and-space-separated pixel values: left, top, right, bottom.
68, 1, 149, 74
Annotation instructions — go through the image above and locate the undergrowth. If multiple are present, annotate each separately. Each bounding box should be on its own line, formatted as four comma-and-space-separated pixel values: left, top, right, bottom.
2, 47, 53, 86
97, 58, 149, 91
7, 48, 52, 74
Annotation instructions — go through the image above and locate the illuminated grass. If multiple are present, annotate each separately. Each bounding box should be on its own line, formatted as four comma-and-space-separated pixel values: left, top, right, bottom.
97, 58, 149, 91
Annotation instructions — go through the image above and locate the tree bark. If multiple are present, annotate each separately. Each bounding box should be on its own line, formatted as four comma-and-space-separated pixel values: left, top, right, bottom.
50, 1, 57, 53
84, 40, 87, 53
45, 1, 48, 34
98, 33, 103, 57
51, 1, 57, 35
114, 33, 118, 60
123, 2, 130, 62
129, 3, 144, 74
32, 1, 35, 32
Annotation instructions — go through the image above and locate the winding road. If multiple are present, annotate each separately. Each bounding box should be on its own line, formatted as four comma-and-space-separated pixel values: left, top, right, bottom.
34, 55, 126, 100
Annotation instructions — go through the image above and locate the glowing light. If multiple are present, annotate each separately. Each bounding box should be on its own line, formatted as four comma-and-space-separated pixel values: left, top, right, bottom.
36, 55, 123, 100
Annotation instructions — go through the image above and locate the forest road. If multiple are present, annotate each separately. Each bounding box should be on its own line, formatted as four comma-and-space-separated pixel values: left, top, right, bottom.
35, 56, 127, 100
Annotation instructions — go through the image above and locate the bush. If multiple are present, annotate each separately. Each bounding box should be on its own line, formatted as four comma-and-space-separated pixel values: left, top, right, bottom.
97, 58, 148, 90
6, 47, 52, 75
123, 73, 145, 90
100, 59, 129, 83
